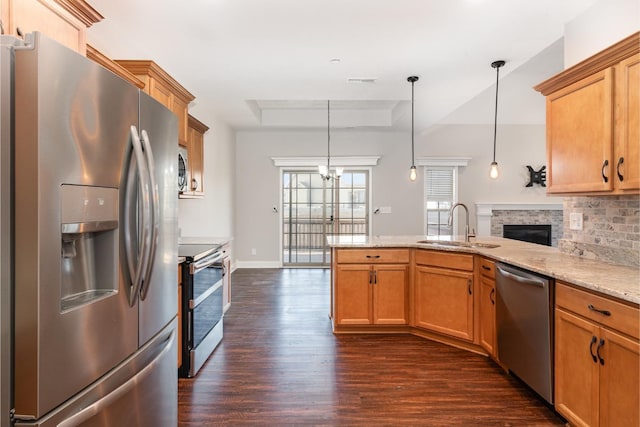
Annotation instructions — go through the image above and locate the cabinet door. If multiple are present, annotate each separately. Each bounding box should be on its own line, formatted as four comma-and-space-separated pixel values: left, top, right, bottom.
173, 96, 189, 143
372, 264, 408, 325
414, 266, 473, 341
335, 264, 372, 325
599, 327, 640, 427
555, 308, 600, 427
188, 126, 204, 194
615, 53, 640, 191
148, 79, 173, 110
546, 68, 614, 193
479, 276, 496, 357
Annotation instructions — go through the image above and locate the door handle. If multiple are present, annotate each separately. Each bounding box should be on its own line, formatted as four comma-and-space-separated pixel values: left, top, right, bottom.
489, 288, 495, 304
616, 157, 624, 182
589, 335, 598, 363
124, 126, 152, 307
139, 129, 159, 301
373, 270, 377, 285
587, 304, 611, 317
467, 279, 472, 295
368, 270, 373, 284
601, 159, 609, 183
596, 338, 605, 365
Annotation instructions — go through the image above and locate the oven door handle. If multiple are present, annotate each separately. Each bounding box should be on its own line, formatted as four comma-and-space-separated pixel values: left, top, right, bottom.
190, 252, 223, 275
190, 279, 224, 309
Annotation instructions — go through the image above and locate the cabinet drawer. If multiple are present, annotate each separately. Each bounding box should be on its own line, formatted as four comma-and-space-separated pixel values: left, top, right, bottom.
556, 282, 639, 339
479, 258, 495, 279
335, 249, 409, 264
415, 250, 473, 272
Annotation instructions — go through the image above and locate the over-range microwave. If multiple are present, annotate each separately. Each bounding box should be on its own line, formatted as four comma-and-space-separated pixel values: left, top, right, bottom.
178, 145, 189, 192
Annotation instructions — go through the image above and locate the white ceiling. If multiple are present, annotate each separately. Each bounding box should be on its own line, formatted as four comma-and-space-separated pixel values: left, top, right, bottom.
86, 0, 598, 133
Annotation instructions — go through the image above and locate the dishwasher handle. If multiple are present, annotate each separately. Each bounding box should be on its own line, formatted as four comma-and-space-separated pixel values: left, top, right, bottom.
496, 264, 546, 288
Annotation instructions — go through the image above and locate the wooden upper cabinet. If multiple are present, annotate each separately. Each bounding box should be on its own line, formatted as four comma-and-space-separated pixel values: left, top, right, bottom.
535, 32, 639, 195
184, 114, 209, 197
115, 60, 195, 144
1, 0, 102, 55
615, 53, 640, 191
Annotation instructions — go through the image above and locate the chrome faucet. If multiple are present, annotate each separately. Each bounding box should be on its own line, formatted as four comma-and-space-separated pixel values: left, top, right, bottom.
448, 203, 475, 242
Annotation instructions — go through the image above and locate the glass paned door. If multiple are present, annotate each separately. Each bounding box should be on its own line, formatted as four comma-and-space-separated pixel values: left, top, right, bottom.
283, 170, 368, 266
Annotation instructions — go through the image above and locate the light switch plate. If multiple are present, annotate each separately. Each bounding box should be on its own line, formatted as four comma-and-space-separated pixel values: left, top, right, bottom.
569, 212, 583, 230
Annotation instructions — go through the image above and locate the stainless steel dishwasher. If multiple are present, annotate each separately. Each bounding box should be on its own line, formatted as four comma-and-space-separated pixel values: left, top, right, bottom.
495, 263, 554, 405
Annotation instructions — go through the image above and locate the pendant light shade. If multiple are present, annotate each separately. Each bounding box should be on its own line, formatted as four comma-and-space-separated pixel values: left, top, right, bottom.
489, 60, 505, 180
407, 75, 419, 182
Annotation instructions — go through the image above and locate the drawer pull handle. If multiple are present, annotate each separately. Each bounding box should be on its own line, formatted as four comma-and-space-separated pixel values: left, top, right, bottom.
601, 159, 609, 183
588, 304, 611, 316
589, 336, 598, 363
482, 265, 491, 271
617, 157, 624, 181
489, 288, 495, 305
596, 338, 605, 365
366, 255, 381, 259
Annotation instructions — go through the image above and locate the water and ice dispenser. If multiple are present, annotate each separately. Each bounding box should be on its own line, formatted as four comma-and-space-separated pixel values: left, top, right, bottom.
60, 185, 118, 312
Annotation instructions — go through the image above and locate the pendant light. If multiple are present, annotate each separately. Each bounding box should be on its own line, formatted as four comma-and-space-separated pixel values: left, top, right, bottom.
407, 76, 419, 182
319, 100, 342, 180
489, 60, 505, 179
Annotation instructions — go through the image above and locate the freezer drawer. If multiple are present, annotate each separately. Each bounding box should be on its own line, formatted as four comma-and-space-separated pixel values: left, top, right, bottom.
14, 319, 178, 427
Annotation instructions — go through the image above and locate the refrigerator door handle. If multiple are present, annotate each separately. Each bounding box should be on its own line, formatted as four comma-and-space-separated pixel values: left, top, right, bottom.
124, 125, 152, 306
139, 129, 159, 301
56, 328, 176, 427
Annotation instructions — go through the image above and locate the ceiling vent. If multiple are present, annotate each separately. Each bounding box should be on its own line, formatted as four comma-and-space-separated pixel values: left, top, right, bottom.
347, 77, 377, 84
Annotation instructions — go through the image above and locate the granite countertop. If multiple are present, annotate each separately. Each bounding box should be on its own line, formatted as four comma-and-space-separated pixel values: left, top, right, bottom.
327, 235, 640, 305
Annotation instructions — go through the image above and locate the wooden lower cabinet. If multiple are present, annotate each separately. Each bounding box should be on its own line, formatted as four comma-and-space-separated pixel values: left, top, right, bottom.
334, 263, 408, 326
555, 282, 639, 427
478, 257, 497, 358
479, 275, 496, 357
414, 265, 473, 341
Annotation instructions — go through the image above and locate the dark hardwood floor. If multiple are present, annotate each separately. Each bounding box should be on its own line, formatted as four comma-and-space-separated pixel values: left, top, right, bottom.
178, 268, 565, 426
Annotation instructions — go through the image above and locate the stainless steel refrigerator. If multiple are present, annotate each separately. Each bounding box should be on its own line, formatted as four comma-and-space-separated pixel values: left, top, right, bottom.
0, 32, 179, 426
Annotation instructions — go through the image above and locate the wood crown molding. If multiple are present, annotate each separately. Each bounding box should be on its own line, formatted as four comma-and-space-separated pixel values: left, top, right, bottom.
188, 114, 210, 133
115, 60, 196, 103
54, 0, 103, 26
86, 45, 145, 89
534, 31, 639, 95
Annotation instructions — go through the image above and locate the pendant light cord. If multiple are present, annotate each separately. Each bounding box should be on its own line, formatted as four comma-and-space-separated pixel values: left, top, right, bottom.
327, 99, 331, 173
492, 61, 504, 163
407, 76, 418, 168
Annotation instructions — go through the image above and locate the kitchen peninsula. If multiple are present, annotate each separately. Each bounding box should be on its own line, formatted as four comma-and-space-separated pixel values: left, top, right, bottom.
329, 235, 640, 425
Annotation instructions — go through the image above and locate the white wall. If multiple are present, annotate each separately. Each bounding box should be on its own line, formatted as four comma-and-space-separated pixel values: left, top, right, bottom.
234, 124, 559, 265
564, 0, 639, 67
178, 113, 235, 242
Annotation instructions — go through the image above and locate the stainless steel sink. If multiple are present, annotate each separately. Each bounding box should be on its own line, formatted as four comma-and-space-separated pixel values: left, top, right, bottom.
417, 240, 500, 249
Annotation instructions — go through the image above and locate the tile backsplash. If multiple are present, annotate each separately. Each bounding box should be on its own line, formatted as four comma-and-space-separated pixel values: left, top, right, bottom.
560, 195, 640, 268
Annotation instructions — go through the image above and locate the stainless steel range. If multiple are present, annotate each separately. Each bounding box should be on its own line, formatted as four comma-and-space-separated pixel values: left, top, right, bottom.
178, 244, 225, 377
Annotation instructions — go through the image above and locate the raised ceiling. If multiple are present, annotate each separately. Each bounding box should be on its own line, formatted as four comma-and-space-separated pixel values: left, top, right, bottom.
87, 0, 598, 132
